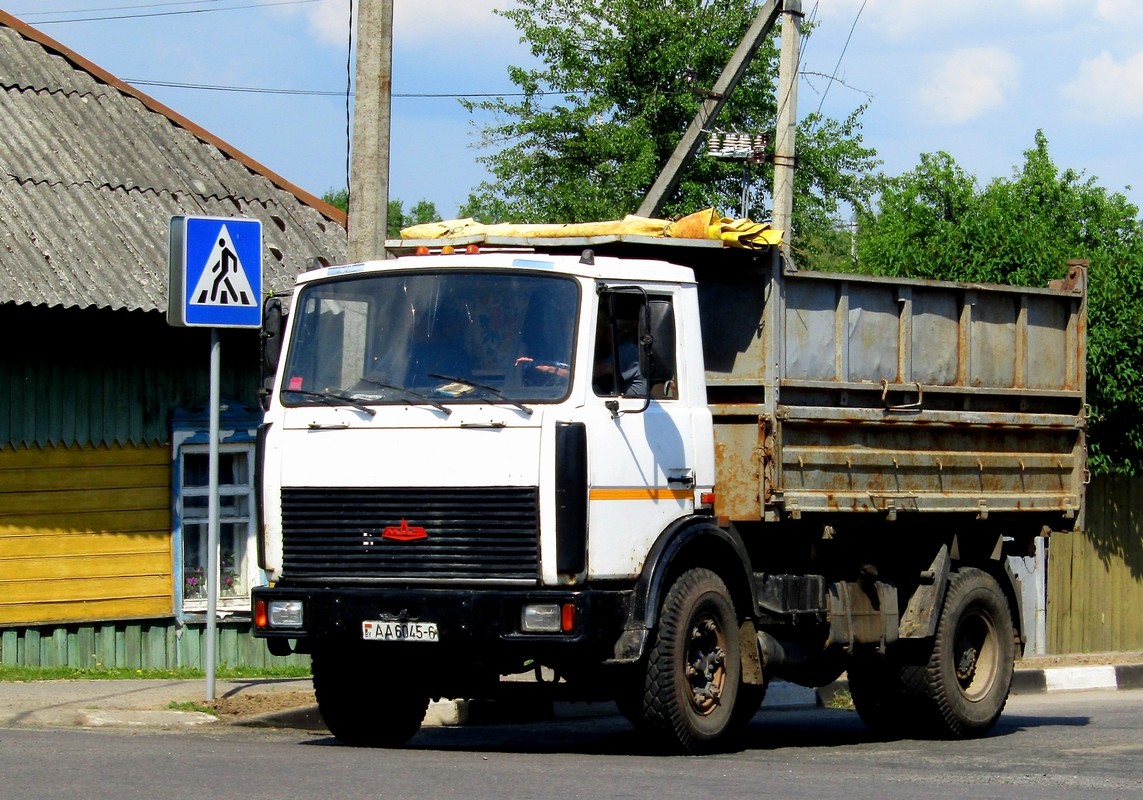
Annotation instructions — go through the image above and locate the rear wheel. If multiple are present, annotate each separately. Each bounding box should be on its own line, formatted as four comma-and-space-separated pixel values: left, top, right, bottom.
644, 568, 741, 753
312, 646, 429, 747
728, 681, 767, 734
907, 568, 1015, 738
848, 654, 915, 739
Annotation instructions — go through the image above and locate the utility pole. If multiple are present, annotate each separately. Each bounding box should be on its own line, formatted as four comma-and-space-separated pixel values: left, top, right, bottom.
771, 0, 802, 268
348, 0, 393, 262
636, 0, 782, 219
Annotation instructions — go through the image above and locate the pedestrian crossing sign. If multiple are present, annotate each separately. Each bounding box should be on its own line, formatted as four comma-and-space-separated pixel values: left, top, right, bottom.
168, 215, 263, 328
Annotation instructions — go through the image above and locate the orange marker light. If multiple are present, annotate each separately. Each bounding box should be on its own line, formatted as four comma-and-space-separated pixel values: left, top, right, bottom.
254, 598, 268, 629
414, 246, 430, 256
561, 603, 576, 633
465, 244, 480, 254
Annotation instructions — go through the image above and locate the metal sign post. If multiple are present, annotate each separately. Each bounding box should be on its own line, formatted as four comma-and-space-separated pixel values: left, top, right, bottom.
169, 215, 263, 701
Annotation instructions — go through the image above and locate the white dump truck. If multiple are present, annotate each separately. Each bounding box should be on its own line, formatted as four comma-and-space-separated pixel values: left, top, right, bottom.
253, 220, 1086, 752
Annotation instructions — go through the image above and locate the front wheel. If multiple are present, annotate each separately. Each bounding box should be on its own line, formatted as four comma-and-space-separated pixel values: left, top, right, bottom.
910, 567, 1015, 738
312, 646, 429, 747
644, 567, 742, 753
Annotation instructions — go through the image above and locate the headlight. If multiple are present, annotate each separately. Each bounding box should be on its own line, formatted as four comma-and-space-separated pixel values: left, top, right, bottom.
520, 602, 576, 633
268, 599, 304, 628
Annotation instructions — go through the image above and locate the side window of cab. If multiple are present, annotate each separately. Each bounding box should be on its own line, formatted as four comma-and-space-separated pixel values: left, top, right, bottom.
592, 292, 678, 399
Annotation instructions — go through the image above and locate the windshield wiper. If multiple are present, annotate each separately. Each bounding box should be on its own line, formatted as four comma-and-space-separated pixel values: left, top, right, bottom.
429, 374, 534, 416
356, 377, 452, 417
285, 388, 376, 417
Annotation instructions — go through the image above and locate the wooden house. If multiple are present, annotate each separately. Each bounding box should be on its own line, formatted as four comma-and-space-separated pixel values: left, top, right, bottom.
0, 11, 346, 669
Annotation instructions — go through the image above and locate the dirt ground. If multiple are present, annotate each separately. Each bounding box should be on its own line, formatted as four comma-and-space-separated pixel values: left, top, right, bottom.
206, 688, 316, 719
1018, 650, 1143, 669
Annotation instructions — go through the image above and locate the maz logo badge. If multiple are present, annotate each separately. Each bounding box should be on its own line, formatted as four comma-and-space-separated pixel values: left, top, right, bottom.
382, 519, 428, 542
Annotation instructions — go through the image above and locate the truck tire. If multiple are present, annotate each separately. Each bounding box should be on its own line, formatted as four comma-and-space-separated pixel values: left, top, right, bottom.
909, 567, 1015, 738
847, 655, 914, 739
312, 646, 429, 747
728, 681, 766, 734
644, 567, 742, 753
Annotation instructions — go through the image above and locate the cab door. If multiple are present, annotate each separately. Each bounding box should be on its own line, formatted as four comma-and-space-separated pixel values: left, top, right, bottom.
584, 287, 704, 579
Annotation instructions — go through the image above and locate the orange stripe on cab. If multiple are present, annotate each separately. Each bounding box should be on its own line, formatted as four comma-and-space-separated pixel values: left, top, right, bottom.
589, 487, 693, 502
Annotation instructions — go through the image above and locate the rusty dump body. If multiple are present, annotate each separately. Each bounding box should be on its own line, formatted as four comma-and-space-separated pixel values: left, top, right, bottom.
696, 246, 1087, 534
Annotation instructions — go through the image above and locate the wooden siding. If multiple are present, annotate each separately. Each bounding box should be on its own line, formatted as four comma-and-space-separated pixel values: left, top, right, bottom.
0, 443, 174, 625
0, 620, 309, 671
0, 304, 261, 449
1048, 475, 1143, 653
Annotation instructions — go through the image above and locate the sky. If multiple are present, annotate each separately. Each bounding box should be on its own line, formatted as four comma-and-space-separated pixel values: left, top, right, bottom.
4, 0, 1143, 221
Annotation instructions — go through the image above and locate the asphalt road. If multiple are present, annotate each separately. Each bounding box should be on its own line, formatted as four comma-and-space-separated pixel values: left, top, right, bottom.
2, 690, 1141, 800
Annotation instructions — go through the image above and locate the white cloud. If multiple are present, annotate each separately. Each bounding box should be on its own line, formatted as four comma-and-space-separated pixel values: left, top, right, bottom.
254, 1, 513, 48
1094, 0, 1143, 22
915, 47, 1020, 126
393, 0, 515, 43
1061, 50, 1143, 122
307, 0, 354, 45
814, 0, 1070, 37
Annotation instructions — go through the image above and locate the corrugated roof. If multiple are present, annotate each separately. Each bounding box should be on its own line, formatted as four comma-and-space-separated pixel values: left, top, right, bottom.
0, 12, 347, 313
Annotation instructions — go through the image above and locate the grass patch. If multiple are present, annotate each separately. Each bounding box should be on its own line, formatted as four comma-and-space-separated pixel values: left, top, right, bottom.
168, 700, 219, 716
826, 687, 854, 710
0, 664, 311, 682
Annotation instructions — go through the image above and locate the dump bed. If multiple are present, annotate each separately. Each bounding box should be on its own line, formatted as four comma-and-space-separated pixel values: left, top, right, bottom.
388, 233, 1087, 531
693, 246, 1087, 528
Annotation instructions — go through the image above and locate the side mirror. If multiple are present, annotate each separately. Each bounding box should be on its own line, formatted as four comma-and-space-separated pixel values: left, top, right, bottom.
260, 296, 284, 410
645, 299, 676, 385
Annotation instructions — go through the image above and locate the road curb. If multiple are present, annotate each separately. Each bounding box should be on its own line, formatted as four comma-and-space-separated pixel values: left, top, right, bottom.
1012, 664, 1143, 695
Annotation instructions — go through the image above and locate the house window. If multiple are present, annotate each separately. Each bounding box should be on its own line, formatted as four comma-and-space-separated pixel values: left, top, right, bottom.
178, 444, 256, 613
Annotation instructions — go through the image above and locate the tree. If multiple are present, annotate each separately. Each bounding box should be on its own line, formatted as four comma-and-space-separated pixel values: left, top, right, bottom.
460, 0, 878, 263
855, 132, 1143, 475
321, 189, 440, 238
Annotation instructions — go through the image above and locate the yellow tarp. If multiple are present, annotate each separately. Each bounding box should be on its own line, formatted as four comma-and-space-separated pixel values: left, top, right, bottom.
399, 208, 782, 250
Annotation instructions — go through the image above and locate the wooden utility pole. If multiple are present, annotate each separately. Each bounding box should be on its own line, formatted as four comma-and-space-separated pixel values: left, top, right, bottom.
348, 0, 393, 262
635, 0, 782, 219
771, 0, 802, 268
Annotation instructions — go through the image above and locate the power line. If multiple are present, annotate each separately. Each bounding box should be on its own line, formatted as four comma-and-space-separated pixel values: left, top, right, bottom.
815, 0, 867, 117
128, 78, 342, 96
126, 78, 569, 99
21, 1, 227, 18
26, 0, 319, 25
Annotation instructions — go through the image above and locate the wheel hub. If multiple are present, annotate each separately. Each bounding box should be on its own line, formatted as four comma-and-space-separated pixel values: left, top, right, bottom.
953, 608, 998, 701
686, 613, 727, 715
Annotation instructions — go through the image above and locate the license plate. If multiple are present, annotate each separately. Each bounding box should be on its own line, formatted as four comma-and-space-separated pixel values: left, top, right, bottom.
361, 620, 439, 642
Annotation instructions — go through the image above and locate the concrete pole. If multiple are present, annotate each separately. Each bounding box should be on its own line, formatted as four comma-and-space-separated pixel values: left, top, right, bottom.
771, 0, 802, 269
348, 0, 393, 262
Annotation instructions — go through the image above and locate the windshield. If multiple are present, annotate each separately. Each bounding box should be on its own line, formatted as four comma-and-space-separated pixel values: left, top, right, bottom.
281, 270, 580, 408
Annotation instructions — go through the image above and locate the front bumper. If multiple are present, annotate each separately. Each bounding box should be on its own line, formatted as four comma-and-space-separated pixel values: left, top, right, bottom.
252, 584, 636, 662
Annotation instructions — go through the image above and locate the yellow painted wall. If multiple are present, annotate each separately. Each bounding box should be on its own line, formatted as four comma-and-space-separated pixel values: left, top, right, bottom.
0, 444, 173, 626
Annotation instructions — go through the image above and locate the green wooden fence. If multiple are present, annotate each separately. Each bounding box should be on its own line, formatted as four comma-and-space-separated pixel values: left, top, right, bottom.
1048, 475, 1143, 653
0, 619, 309, 671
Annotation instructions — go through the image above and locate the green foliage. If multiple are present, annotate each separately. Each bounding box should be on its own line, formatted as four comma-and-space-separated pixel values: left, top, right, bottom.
460, 0, 878, 263
323, 187, 349, 212
855, 132, 1143, 475
321, 189, 440, 237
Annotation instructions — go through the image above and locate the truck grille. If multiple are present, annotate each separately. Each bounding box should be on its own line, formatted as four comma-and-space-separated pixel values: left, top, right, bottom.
280, 487, 540, 582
